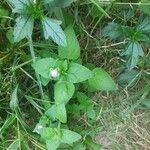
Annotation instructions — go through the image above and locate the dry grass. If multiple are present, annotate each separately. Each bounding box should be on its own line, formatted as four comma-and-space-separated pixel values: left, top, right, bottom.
94, 92, 150, 150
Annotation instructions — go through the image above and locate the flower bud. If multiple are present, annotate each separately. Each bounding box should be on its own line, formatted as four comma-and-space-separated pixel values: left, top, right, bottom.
33, 0, 36, 4
50, 68, 60, 78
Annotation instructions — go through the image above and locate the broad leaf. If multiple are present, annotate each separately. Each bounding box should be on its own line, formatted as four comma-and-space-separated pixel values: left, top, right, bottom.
88, 68, 117, 91
8, 0, 33, 14
14, 15, 34, 42
122, 42, 144, 70
58, 25, 80, 60
61, 129, 81, 144
42, 17, 67, 46
46, 104, 67, 123
66, 62, 93, 83
54, 81, 75, 104
41, 127, 60, 141
44, 0, 76, 8
32, 58, 56, 79
7, 139, 20, 150
46, 140, 60, 150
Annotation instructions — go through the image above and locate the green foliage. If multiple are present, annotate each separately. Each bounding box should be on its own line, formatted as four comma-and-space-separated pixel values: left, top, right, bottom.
40, 127, 81, 150
140, 0, 150, 15
88, 68, 117, 91
65, 62, 93, 83
42, 17, 67, 46
54, 81, 75, 104
44, 0, 76, 7
10, 86, 19, 110
58, 25, 80, 60
14, 16, 34, 42
1, 1, 149, 149
8, 0, 67, 46
122, 42, 144, 70
102, 15, 150, 70
7, 139, 19, 150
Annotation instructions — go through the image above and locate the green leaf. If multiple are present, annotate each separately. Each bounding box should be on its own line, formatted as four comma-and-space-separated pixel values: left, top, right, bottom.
0, 115, 16, 136
46, 140, 60, 150
54, 81, 75, 104
44, 0, 76, 7
58, 25, 80, 60
65, 62, 93, 83
117, 70, 140, 87
8, 0, 32, 14
41, 127, 60, 141
101, 22, 123, 40
89, 0, 110, 18
0, 7, 9, 17
84, 136, 102, 150
137, 16, 150, 33
14, 15, 34, 42
7, 139, 19, 150
10, 85, 19, 110
46, 104, 67, 123
61, 129, 81, 144
42, 17, 67, 46
32, 58, 56, 79
122, 42, 144, 70
88, 68, 117, 91
140, 0, 150, 15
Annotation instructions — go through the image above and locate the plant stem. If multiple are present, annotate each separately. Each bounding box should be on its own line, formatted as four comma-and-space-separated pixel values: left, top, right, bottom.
28, 37, 44, 98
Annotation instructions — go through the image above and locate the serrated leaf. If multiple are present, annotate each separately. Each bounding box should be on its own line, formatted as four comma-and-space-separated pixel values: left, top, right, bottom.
122, 42, 144, 70
32, 57, 56, 79
44, 0, 76, 7
14, 15, 34, 42
7, 139, 19, 150
58, 25, 80, 60
61, 129, 81, 144
42, 17, 67, 46
46, 104, 67, 123
54, 81, 75, 104
88, 68, 117, 91
8, 0, 33, 14
65, 62, 93, 83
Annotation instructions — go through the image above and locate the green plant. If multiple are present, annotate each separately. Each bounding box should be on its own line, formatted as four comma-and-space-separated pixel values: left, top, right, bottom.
4, 0, 117, 150
101, 15, 150, 70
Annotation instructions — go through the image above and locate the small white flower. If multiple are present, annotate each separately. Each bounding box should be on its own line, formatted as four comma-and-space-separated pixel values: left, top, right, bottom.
50, 68, 60, 78
37, 124, 43, 130
33, 0, 36, 4
33, 124, 43, 134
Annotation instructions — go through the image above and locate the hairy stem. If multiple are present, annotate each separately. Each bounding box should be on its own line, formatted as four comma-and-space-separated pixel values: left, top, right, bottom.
28, 37, 44, 98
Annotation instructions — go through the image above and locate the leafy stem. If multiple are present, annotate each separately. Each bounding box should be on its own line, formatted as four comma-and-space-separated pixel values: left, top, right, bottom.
28, 37, 44, 99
